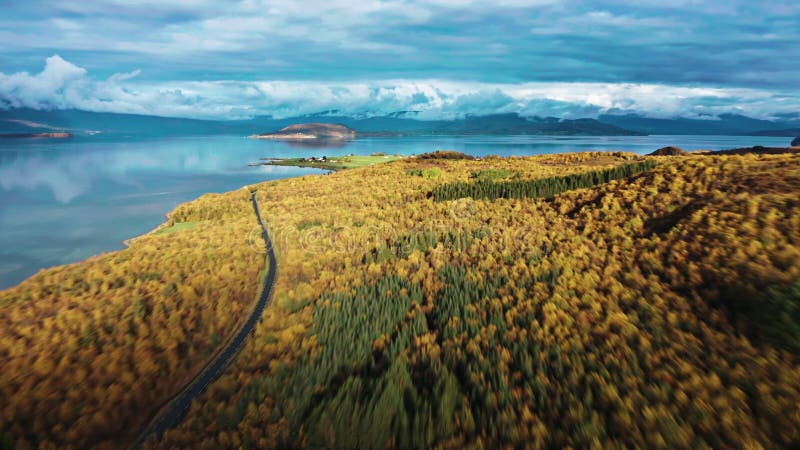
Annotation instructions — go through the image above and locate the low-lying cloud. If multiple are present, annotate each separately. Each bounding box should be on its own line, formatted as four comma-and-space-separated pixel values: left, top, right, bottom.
1, 56, 798, 121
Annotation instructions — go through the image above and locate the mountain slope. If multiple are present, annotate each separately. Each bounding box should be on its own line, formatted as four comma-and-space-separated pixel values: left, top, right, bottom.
748, 128, 800, 138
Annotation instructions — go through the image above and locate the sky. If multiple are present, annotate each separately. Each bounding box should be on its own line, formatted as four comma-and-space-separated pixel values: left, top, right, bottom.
0, 0, 798, 120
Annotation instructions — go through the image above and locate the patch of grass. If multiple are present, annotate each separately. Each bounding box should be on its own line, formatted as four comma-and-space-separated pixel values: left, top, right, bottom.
406, 167, 442, 178
470, 168, 514, 182
339, 155, 402, 168
154, 221, 201, 235
266, 155, 402, 171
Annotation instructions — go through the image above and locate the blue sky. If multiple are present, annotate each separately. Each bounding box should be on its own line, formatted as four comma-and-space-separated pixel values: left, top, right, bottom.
0, 0, 798, 119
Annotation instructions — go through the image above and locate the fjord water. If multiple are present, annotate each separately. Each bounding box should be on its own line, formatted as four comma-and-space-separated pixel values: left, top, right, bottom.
0, 133, 792, 289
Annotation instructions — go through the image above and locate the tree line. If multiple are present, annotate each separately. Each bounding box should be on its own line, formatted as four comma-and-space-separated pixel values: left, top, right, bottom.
430, 160, 657, 201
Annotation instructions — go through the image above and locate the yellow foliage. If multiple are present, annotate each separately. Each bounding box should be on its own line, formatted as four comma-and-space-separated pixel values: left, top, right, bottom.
5, 152, 800, 449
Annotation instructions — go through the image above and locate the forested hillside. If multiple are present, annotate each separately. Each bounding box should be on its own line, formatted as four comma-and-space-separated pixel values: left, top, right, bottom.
155, 151, 799, 448
2, 151, 799, 449
0, 189, 265, 449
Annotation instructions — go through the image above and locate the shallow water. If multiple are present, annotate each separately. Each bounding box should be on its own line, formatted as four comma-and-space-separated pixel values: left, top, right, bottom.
0, 133, 791, 288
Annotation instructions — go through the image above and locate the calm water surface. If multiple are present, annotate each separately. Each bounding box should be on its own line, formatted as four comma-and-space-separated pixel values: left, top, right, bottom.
0, 133, 792, 288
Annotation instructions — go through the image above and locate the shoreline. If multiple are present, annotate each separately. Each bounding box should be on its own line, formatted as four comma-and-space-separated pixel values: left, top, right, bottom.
5, 141, 797, 291
81, 142, 800, 262
0, 168, 328, 291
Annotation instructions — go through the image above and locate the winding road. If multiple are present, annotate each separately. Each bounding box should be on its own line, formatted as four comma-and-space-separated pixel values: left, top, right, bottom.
131, 192, 277, 449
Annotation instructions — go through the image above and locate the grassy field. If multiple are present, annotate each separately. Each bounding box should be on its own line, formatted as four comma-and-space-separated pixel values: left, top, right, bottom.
263, 154, 403, 170
154, 220, 201, 235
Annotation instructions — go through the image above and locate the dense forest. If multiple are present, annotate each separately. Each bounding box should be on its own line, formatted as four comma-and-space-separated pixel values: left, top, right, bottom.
430, 160, 657, 201
2, 150, 799, 449
0, 188, 265, 449
156, 151, 800, 449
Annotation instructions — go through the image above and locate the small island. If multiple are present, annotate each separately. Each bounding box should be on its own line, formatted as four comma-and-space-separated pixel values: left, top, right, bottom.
250, 123, 356, 141
0, 132, 73, 139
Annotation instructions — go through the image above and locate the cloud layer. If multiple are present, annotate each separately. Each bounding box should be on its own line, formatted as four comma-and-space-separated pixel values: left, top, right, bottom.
1, 55, 799, 120
3, 1, 799, 87
1, 1, 799, 120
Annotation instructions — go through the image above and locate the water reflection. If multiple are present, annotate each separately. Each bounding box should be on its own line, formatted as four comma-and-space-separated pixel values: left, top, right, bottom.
284, 138, 351, 149
0, 136, 325, 288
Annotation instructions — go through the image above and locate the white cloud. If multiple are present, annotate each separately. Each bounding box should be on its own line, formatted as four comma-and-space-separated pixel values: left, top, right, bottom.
1, 56, 798, 121
0, 0, 564, 59
0, 56, 87, 109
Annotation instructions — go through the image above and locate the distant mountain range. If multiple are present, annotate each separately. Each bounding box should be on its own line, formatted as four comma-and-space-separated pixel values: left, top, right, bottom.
0, 109, 640, 137
599, 113, 800, 136
332, 113, 644, 136
1, 108, 799, 138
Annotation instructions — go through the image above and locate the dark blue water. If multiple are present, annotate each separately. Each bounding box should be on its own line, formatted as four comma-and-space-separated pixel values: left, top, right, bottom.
0, 133, 792, 289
